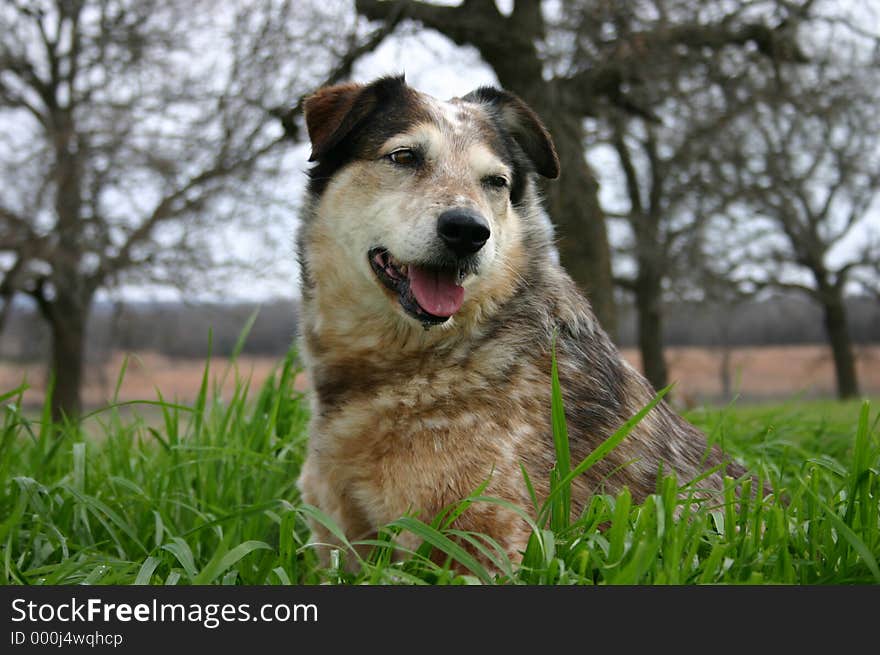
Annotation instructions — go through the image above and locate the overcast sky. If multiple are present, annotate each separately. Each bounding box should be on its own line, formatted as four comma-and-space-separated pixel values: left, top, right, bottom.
108, 0, 878, 304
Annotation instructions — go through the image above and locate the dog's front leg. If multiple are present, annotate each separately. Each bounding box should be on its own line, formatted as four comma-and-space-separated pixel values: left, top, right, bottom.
296, 455, 372, 571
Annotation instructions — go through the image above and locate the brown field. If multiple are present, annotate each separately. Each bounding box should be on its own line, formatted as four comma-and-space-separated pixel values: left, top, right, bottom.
1, 344, 878, 410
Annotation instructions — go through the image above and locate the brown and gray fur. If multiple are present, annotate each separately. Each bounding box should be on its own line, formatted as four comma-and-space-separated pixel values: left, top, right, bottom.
295, 76, 743, 566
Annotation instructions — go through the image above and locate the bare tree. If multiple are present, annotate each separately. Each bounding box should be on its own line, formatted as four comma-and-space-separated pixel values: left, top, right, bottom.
531, 0, 879, 395
602, 108, 732, 391
356, 0, 811, 337
0, 0, 395, 419
705, 51, 880, 398
568, 0, 821, 390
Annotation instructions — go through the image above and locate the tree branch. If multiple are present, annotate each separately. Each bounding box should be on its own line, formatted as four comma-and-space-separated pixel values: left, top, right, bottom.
96, 134, 287, 283
614, 275, 637, 292
0, 46, 55, 113
0, 78, 48, 127
510, 0, 544, 37
744, 277, 821, 300
356, 0, 545, 86
276, 1, 408, 140
0, 205, 35, 241
643, 124, 663, 219
28, 276, 54, 323
610, 119, 643, 218
357, 0, 504, 51
557, 16, 808, 118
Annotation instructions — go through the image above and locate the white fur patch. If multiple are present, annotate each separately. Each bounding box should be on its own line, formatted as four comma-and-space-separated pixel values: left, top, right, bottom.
425, 96, 468, 132
381, 123, 447, 161
468, 143, 511, 180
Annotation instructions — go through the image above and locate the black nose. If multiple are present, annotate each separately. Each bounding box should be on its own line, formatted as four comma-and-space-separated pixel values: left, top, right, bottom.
437, 209, 490, 256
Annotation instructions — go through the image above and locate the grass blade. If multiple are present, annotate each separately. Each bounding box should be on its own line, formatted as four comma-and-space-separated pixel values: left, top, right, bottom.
193, 540, 272, 584
134, 556, 161, 585
539, 385, 671, 524
549, 336, 572, 529
389, 516, 491, 584
161, 538, 198, 581
801, 478, 880, 583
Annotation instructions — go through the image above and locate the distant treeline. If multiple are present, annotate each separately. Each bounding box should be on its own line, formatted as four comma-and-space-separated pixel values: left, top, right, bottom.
617, 294, 880, 348
1, 300, 299, 362
1, 294, 878, 363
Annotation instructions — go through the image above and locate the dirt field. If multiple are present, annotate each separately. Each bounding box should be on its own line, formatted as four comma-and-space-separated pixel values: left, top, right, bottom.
1, 344, 878, 410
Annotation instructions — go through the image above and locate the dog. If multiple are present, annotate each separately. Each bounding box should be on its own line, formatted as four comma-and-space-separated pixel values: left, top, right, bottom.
294, 75, 744, 568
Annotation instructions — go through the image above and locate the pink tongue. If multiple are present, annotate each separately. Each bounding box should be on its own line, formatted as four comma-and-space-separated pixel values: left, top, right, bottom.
408, 266, 464, 317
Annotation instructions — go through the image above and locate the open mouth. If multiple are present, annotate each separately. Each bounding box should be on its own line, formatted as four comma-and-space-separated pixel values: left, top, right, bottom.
368, 247, 467, 325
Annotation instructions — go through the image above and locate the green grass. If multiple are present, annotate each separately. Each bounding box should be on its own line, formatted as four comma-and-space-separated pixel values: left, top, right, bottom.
1, 347, 878, 585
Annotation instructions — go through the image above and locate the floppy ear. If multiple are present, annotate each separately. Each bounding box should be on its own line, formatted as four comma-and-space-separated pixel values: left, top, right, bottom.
303, 82, 368, 162
463, 87, 560, 179
304, 76, 411, 162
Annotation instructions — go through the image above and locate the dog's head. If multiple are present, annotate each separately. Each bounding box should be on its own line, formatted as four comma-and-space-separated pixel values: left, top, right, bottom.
299, 75, 559, 329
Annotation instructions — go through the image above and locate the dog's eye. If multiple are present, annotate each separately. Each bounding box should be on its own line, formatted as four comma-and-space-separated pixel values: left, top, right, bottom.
387, 148, 418, 166
483, 175, 509, 190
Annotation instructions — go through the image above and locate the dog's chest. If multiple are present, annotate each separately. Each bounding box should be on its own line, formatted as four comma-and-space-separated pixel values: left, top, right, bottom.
305, 371, 544, 527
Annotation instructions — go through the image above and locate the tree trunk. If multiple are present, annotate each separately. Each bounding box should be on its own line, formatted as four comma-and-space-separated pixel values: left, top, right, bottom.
540, 113, 617, 335
41, 93, 90, 421
634, 267, 668, 391
719, 345, 732, 400
820, 290, 859, 399
716, 307, 734, 400
49, 312, 87, 421
0, 294, 11, 341
36, 284, 92, 422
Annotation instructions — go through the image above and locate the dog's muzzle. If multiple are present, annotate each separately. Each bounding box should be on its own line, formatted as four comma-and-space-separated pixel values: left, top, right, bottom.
437, 208, 490, 258
367, 209, 489, 326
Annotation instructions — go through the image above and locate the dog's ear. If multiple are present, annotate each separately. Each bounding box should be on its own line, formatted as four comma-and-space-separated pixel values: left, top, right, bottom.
304, 82, 367, 162
463, 87, 560, 179
304, 76, 409, 162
